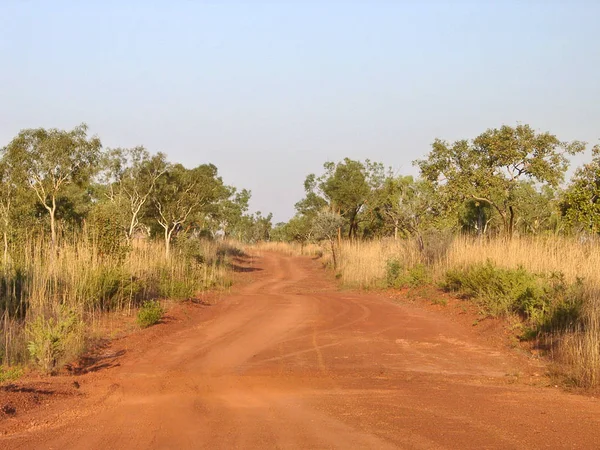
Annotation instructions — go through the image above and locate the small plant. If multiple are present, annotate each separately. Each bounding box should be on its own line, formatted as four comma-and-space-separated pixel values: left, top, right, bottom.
443, 261, 584, 334
386, 259, 431, 289
431, 297, 448, 306
137, 300, 164, 328
0, 365, 23, 383
26, 307, 83, 374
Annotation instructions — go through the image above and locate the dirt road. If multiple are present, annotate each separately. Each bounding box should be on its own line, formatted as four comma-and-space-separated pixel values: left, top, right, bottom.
2, 252, 600, 449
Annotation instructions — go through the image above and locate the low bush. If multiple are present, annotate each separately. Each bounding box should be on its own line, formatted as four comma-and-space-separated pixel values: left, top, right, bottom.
26, 307, 84, 374
386, 259, 431, 288
137, 300, 164, 328
443, 261, 583, 333
0, 365, 23, 383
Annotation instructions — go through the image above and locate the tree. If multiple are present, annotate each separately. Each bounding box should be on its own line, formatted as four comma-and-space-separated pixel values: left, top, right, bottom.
102, 147, 167, 243
299, 158, 385, 239
278, 214, 314, 248
372, 175, 415, 240
0, 158, 17, 265
249, 212, 273, 242
152, 164, 224, 257
4, 124, 102, 247
216, 187, 251, 239
376, 177, 447, 249
417, 124, 585, 237
561, 145, 600, 234
311, 211, 344, 269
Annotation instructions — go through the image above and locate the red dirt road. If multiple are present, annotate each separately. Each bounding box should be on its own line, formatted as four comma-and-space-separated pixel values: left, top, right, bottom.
2, 252, 600, 449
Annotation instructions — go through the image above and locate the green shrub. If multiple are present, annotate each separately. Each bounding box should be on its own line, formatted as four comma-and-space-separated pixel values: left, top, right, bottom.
157, 266, 196, 299
26, 307, 83, 373
0, 365, 23, 383
87, 202, 131, 261
137, 300, 164, 328
386, 259, 431, 288
81, 266, 141, 310
443, 261, 584, 333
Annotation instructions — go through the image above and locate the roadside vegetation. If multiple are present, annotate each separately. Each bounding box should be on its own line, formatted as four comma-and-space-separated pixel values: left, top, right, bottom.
270, 124, 600, 389
0, 124, 270, 375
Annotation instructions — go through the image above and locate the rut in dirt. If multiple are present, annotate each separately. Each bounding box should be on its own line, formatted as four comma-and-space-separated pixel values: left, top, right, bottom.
2, 252, 600, 449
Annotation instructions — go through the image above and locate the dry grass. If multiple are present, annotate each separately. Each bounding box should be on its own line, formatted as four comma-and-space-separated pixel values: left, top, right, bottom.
556, 288, 600, 388
0, 236, 235, 371
443, 235, 600, 285
335, 239, 422, 289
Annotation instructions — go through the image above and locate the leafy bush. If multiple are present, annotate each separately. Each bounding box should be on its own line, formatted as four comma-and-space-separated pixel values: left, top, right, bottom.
157, 266, 196, 299
81, 266, 141, 311
26, 308, 83, 373
443, 261, 583, 332
0, 365, 23, 383
87, 202, 131, 261
137, 300, 164, 328
386, 259, 431, 288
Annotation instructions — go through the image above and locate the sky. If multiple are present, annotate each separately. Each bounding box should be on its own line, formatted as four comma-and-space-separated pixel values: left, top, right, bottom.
1, 1, 599, 222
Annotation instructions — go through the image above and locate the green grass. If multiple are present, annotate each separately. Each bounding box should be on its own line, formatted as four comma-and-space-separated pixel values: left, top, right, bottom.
443, 261, 583, 335
386, 259, 431, 289
137, 300, 164, 328
0, 365, 23, 383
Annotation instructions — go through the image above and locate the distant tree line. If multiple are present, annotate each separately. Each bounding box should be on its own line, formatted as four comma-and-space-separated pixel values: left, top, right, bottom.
273, 124, 599, 248
0, 123, 273, 261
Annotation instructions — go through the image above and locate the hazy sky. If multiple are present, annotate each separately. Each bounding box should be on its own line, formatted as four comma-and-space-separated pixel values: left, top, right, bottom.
1, 1, 599, 221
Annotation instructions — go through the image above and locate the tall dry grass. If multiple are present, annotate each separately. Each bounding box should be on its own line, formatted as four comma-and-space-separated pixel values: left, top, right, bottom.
557, 289, 600, 388
335, 239, 423, 289
0, 235, 235, 372
443, 236, 600, 285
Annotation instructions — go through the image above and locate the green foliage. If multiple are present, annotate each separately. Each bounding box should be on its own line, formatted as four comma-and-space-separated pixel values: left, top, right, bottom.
137, 300, 164, 328
417, 124, 585, 236
386, 259, 431, 288
87, 202, 131, 260
299, 158, 385, 239
561, 145, 600, 234
26, 308, 83, 373
3, 124, 103, 246
151, 163, 228, 255
0, 365, 23, 383
443, 262, 583, 333
80, 266, 141, 311
158, 271, 196, 299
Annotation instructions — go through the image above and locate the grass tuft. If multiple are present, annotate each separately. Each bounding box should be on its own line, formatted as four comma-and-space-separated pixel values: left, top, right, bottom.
136, 300, 164, 329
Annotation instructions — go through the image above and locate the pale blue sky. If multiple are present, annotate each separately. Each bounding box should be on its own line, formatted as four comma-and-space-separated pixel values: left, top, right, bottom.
1, 1, 599, 221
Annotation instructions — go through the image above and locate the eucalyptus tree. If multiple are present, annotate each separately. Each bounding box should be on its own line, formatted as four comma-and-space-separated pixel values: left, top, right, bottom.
311, 211, 344, 269
102, 146, 167, 243
214, 187, 251, 239
372, 175, 416, 240
0, 158, 17, 264
417, 124, 585, 237
3, 124, 102, 248
152, 163, 225, 257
